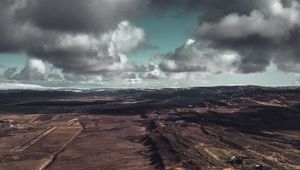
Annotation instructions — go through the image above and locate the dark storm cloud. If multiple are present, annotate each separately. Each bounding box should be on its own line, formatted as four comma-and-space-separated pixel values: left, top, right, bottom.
18, 0, 145, 33
160, 0, 300, 74
196, 0, 260, 22
148, 0, 202, 12
0, 1, 24, 52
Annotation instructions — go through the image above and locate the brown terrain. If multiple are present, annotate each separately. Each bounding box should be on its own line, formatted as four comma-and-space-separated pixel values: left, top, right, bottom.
0, 86, 299, 170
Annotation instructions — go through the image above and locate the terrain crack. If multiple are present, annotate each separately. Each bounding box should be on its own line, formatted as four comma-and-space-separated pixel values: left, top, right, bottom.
39, 127, 83, 170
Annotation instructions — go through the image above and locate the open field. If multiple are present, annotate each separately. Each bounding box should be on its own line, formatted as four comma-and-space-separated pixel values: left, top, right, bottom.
0, 86, 299, 169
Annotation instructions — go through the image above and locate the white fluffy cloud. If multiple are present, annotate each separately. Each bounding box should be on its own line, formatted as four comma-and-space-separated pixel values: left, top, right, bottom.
195, 0, 300, 73
46, 21, 145, 73
3, 58, 46, 80
159, 39, 241, 74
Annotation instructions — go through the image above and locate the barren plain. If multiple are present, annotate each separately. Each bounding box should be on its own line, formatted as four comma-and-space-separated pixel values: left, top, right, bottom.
0, 86, 299, 170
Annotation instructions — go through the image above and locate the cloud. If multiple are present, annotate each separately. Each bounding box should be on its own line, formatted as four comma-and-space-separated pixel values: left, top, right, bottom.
0, 83, 45, 90
2, 0, 300, 85
17, 0, 145, 34
17, 58, 46, 80
140, 64, 165, 79
4, 58, 46, 80
292, 73, 300, 84
148, 0, 201, 12
3, 67, 17, 79
195, 0, 300, 73
197, 0, 260, 22
34, 21, 145, 73
159, 39, 241, 74
0, 0, 146, 74
156, 0, 300, 75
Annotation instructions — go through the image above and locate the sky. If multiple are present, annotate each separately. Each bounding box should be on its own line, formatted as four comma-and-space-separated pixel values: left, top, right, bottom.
0, 0, 300, 88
